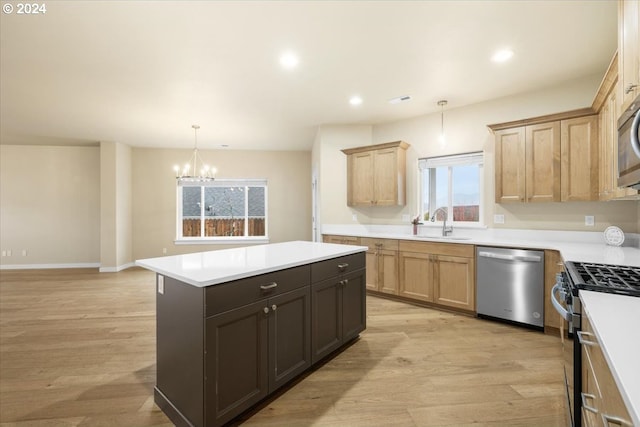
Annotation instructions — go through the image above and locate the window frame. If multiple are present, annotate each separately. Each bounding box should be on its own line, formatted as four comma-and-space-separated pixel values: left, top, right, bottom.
175, 178, 269, 244
418, 151, 484, 228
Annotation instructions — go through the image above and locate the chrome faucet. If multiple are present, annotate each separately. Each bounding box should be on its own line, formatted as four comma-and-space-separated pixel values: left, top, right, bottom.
430, 207, 453, 236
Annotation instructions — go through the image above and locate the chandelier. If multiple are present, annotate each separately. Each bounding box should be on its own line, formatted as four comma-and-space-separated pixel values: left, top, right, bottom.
173, 125, 216, 183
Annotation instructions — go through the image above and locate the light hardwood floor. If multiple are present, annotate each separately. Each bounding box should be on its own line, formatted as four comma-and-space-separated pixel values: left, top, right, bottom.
0, 268, 567, 426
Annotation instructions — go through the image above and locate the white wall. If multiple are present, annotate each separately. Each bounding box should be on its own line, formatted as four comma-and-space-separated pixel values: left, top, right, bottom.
0, 145, 101, 267
317, 74, 640, 232
132, 147, 312, 260
100, 141, 133, 271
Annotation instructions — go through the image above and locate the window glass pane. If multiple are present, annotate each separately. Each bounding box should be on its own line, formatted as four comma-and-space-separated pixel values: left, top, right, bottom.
421, 171, 430, 221
248, 186, 266, 236
182, 187, 202, 237
452, 165, 480, 222
205, 187, 246, 237
433, 167, 449, 221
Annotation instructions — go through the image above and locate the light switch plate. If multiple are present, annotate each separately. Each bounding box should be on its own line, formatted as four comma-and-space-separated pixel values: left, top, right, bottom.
585, 215, 595, 226
494, 214, 505, 224
158, 275, 164, 295
402, 214, 410, 222
352, 214, 357, 222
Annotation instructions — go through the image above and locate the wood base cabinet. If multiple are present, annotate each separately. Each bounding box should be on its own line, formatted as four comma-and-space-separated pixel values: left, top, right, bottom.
581, 311, 633, 427
361, 238, 398, 295
398, 241, 475, 312
154, 252, 366, 427
311, 254, 366, 363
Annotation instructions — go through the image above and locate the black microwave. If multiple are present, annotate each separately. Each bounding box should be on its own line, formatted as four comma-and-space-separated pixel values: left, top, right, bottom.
618, 93, 640, 189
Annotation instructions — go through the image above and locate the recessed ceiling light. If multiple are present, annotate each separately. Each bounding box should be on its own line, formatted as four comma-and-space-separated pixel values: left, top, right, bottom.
349, 96, 363, 106
279, 51, 299, 69
492, 49, 514, 63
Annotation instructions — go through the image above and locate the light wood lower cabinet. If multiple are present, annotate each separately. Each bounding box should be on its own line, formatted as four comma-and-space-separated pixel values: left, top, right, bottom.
398, 240, 475, 312
361, 238, 398, 295
581, 311, 633, 427
544, 250, 563, 331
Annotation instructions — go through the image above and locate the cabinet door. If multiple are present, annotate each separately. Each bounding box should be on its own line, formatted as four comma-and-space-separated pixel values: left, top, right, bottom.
373, 147, 400, 205
365, 248, 378, 291
350, 151, 374, 206
205, 300, 268, 427
269, 287, 311, 392
311, 278, 342, 363
341, 269, 366, 342
526, 122, 560, 202
433, 255, 475, 311
398, 251, 434, 302
378, 249, 398, 295
619, 0, 640, 112
599, 92, 614, 200
561, 116, 599, 201
495, 127, 526, 203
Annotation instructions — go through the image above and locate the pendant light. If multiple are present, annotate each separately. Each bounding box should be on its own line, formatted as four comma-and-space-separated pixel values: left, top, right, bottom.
173, 125, 216, 183
437, 100, 447, 146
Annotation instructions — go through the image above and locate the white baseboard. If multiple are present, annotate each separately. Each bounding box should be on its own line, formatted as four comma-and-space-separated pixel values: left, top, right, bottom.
99, 262, 135, 273
0, 262, 101, 270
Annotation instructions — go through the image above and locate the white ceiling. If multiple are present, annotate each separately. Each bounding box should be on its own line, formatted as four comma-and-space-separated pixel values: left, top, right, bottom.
0, 1, 617, 151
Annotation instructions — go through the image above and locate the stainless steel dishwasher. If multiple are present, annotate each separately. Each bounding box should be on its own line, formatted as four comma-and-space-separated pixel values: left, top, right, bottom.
476, 246, 545, 329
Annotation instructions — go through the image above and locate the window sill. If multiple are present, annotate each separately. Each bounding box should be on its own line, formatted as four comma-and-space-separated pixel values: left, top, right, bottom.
175, 237, 270, 245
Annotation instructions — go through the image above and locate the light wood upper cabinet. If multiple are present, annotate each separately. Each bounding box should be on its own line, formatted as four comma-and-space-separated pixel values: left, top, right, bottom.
342, 141, 409, 207
495, 127, 526, 203
526, 122, 561, 203
495, 121, 562, 203
560, 115, 599, 202
618, 0, 640, 113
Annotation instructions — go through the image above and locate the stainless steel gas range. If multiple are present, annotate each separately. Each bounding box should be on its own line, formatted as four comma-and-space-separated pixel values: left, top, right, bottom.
551, 262, 640, 427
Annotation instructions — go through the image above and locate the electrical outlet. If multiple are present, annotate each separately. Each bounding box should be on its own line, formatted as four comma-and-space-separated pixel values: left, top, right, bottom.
22, 250, 27, 256
494, 214, 505, 224
352, 214, 357, 222
1, 251, 5, 257
585, 215, 595, 226
158, 275, 164, 295
162, 248, 167, 254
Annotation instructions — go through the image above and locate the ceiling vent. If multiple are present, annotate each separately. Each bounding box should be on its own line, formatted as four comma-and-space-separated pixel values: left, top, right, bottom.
389, 95, 412, 104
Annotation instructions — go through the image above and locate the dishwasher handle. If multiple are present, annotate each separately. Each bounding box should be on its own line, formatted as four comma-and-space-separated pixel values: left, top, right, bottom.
477, 251, 542, 263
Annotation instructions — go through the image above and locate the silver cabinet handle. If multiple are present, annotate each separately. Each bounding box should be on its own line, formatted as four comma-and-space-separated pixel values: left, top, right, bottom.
263, 307, 269, 314
577, 331, 598, 347
601, 414, 632, 426
343, 279, 349, 286
271, 304, 277, 311
260, 282, 278, 291
625, 83, 638, 94
338, 263, 349, 269
581, 393, 598, 414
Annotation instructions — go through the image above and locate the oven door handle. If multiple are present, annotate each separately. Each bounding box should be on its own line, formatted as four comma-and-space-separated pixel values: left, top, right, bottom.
551, 283, 570, 322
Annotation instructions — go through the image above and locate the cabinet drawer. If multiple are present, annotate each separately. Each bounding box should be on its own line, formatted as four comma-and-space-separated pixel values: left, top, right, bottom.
205, 265, 310, 317
323, 235, 361, 245
311, 253, 365, 283
399, 240, 474, 257
360, 237, 398, 251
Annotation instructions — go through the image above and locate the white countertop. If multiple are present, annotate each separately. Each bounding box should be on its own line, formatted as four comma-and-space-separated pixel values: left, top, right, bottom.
580, 291, 640, 426
322, 225, 640, 267
136, 241, 367, 287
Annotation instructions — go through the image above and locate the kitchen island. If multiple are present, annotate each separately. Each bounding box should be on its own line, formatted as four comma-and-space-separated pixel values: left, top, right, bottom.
136, 241, 368, 427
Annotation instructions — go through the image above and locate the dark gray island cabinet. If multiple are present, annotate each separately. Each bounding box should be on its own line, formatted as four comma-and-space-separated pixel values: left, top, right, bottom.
136, 241, 367, 427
